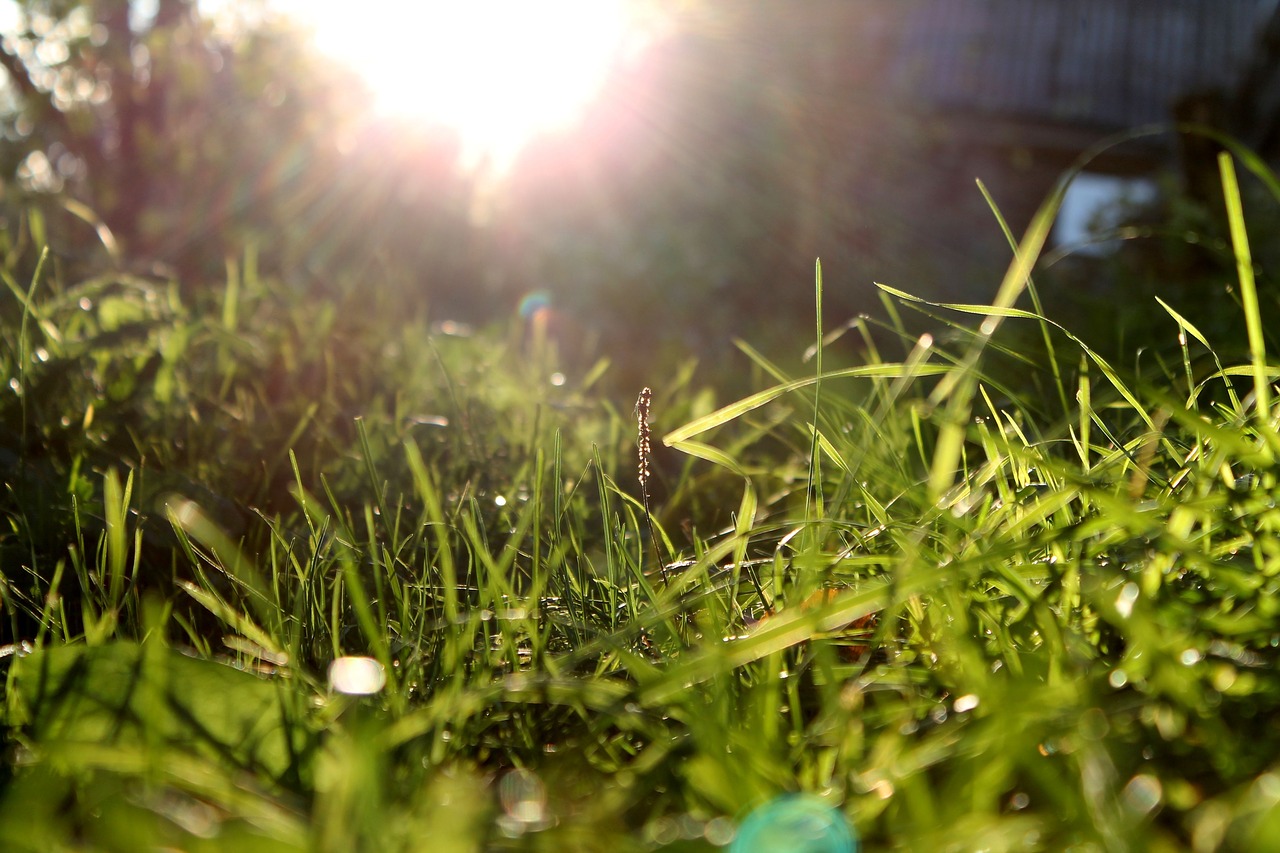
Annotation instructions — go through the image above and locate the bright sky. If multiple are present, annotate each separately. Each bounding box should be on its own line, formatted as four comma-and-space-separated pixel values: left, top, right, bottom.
2, 0, 649, 172
255, 0, 638, 169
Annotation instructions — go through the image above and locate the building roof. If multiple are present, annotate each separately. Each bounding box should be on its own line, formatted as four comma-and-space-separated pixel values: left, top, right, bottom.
894, 0, 1273, 131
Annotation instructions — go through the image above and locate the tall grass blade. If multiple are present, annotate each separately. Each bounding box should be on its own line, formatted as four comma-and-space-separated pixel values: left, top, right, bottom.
662, 363, 950, 448
921, 181, 1061, 498
1218, 152, 1273, 429
976, 178, 1069, 415
102, 469, 131, 609
806, 259, 825, 541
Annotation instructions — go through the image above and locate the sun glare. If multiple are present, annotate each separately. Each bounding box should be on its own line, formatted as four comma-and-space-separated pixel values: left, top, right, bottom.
273, 0, 635, 169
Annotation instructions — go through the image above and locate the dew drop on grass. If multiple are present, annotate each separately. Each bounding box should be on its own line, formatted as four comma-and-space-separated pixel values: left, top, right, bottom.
0, 641, 33, 659
730, 795, 857, 853
328, 656, 386, 695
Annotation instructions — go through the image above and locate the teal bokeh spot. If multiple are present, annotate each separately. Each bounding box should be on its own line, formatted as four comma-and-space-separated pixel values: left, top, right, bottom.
730, 795, 857, 853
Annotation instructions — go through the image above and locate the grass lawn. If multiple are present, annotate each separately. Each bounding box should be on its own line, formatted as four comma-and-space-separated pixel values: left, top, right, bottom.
5, 154, 1280, 852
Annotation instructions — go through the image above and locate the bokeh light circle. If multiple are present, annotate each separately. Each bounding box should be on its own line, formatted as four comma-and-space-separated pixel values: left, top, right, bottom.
328, 655, 386, 695
730, 795, 857, 853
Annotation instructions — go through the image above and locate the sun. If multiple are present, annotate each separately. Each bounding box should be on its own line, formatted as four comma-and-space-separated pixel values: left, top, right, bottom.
273, 0, 637, 169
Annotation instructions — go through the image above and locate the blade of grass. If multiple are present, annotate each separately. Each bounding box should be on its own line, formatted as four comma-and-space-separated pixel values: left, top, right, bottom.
1218, 152, 1274, 435
1155, 296, 1242, 411
977, 178, 1069, 416
876, 284, 1155, 431
102, 468, 131, 609
662, 363, 950, 449
806, 259, 825, 546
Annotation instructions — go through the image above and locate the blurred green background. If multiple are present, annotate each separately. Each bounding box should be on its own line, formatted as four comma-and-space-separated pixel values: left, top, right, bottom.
6, 4, 1280, 850
4, 0, 1278, 384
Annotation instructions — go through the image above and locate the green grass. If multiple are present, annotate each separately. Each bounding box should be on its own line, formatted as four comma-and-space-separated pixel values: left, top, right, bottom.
5, 156, 1280, 852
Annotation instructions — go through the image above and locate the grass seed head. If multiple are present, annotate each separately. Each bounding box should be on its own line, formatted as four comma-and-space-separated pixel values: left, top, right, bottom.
637, 386, 653, 486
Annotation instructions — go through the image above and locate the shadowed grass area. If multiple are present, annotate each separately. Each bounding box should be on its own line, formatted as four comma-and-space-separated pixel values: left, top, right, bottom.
4, 153, 1280, 851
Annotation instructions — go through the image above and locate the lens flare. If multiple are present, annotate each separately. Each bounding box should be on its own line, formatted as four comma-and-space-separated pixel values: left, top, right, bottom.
265, 0, 638, 169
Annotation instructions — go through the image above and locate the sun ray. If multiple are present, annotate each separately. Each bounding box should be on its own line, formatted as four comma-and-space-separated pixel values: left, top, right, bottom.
266, 0, 638, 170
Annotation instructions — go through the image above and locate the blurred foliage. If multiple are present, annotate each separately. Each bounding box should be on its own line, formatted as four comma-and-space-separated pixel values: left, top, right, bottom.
4, 38, 1280, 839
4, 1, 1280, 849
0, 0, 477, 316
494, 1, 939, 375
0, 0, 1043, 382
2, 0, 1271, 383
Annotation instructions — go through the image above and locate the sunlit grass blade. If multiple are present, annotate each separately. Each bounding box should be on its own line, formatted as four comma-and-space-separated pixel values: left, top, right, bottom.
1155, 295, 1242, 411
102, 468, 133, 610
977, 178, 1069, 415
876, 283, 1154, 430
636, 579, 892, 706
166, 495, 277, 634
807, 258, 825, 541
1218, 152, 1275, 436
662, 363, 951, 447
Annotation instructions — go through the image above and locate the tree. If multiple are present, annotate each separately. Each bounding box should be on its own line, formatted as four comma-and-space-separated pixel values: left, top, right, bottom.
0, 0, 477, 296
